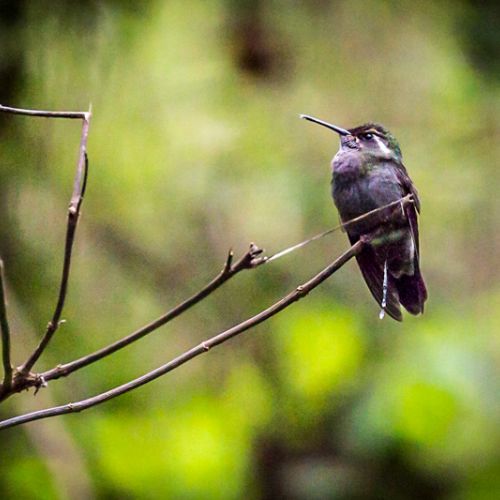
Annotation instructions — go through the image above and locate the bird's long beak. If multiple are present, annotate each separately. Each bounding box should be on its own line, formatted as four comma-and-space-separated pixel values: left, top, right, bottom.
300, 114, 351, 136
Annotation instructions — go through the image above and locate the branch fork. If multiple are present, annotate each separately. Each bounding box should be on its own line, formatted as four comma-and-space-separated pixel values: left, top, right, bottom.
0, 102, 406, 430
0, 239, 363, 430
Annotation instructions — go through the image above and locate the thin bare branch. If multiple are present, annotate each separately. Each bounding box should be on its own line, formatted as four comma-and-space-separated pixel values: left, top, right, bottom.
0, 245, 263, 402
38, 193, 409, 380
0, 259, 13, 390
20, 107, 92, 374
38, 244, 264, 382
0, 195, 413, 403
0, 240, 363, 430
0, 104, 87, 120
265, 194, 414, 263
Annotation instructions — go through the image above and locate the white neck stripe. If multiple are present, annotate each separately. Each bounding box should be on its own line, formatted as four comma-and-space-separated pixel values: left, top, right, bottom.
374, 135, 392, 156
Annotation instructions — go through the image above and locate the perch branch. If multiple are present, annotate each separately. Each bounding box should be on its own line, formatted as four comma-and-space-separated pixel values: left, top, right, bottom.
20, 106, 92, 374
0, 239, 364, 430
264, 194, 414, 263
0, 245, 263, 402
41, 196, 412, 382
0, 195, 413, 403
39, 244, 264, 382
0, 260, 13, 390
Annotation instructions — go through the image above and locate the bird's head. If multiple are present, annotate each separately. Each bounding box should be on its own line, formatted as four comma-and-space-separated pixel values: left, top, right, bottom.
301, 115, 402, 161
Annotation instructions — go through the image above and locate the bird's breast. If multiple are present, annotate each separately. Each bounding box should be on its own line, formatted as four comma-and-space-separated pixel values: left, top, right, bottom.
332, 150, 366, 183
331, 158, 404, 236
331, 151, 371, 218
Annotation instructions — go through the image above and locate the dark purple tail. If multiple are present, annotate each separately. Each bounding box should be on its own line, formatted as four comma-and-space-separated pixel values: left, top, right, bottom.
396, 265, 427, 315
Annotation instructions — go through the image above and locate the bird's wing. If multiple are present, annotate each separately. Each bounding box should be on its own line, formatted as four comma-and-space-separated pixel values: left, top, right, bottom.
395, 163, 420, 212
394, 163, 420, 254
393, 163, 427, 313
348, 233, 403, 321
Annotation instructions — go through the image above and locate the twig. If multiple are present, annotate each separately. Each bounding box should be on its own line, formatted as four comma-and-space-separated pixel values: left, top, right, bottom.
264, 194, 414, 263
1, 196, 412, 399
0, 245, 263, 402
0, 239, 363, 430
0, 194, 414, 402
32, 195, 410, 382
20, 106, 92, 374
0, 104, 87, 120
0, 260, 13, 390
39, 244, 264, 382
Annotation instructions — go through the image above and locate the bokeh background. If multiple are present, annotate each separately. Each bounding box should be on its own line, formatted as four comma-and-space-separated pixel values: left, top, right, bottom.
1, 1, 499, 498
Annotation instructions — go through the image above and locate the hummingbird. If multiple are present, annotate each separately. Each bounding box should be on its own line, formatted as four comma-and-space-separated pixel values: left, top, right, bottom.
301, 114, 427, 321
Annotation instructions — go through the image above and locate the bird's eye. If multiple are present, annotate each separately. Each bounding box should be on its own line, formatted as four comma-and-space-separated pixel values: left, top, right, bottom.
362, 133, 374, 140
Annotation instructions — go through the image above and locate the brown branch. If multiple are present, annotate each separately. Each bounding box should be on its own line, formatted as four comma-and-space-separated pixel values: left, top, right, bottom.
0, 194, 413, 403
0, 259, 13, 391
0, 245, 263, 402
39, 244, 264, 382
0, 239, 363, 430
40, 197, 411, 383
20, 107, 92, 374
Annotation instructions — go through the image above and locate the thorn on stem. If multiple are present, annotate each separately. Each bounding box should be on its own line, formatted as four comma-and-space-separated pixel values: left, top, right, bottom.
248, 242, 260, 253
224, 249, 234, 272
33, 375, 48, 395
249, 243, 264, 257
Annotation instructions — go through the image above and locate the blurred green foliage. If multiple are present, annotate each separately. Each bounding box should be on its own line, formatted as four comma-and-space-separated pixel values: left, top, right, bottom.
0, 0, 499, 498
